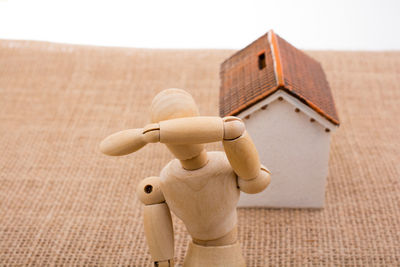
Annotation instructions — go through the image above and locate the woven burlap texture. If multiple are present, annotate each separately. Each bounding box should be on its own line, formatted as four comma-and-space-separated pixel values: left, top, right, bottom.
0, 40, 399, 266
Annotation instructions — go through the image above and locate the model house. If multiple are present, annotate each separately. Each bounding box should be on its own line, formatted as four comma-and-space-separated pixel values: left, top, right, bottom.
219, 30, 340, 208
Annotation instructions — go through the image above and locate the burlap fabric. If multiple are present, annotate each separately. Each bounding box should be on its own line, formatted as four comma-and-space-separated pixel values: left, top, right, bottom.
0, 40, 399, 266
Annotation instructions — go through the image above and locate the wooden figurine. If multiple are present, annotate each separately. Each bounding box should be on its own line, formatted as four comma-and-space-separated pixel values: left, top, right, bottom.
100, 89, 271, 266
220, 30, 340, 208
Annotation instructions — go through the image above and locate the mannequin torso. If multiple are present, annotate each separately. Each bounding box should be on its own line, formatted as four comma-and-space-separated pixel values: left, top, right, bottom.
160, 151, 239, 241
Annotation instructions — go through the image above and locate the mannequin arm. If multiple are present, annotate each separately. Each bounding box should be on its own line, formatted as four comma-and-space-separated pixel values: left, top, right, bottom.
222, 122, 271, 194
136, 177, 174, 267
99, 116, 243, 156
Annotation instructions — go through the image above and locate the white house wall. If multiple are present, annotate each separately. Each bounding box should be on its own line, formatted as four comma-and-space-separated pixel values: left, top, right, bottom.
237, 92, 332, 208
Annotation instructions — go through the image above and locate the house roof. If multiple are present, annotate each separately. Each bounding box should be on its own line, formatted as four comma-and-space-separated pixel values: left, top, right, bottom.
219, 30, 340, 126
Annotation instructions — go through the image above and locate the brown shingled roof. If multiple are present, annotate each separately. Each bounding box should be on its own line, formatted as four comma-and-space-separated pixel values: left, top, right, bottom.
219, 30, 340, 126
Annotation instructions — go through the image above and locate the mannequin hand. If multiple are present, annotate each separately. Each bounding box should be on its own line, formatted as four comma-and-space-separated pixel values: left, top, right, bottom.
99, 128, 148, 156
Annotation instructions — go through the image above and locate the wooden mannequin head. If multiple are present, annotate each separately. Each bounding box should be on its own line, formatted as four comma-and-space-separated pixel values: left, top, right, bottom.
151, 89, 208, 169
151, 88, 199, 122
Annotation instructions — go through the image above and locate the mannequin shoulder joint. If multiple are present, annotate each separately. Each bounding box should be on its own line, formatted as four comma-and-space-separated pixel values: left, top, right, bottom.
136, 176, 165, 205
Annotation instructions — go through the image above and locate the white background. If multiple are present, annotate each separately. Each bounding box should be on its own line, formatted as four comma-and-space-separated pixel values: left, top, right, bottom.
0, 0, 399, 50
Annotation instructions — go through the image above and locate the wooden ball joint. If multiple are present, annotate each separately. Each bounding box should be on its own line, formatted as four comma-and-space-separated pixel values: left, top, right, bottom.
100, 88, 271, 267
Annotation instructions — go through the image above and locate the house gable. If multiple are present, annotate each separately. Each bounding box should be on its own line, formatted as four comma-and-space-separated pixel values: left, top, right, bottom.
238, 90, 337, 132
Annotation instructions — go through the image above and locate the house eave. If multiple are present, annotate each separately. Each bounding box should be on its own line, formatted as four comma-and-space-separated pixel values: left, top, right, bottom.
236, 90, 339, 132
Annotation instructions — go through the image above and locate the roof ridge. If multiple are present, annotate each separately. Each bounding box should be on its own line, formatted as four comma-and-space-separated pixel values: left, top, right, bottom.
268, 30, 285, 87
